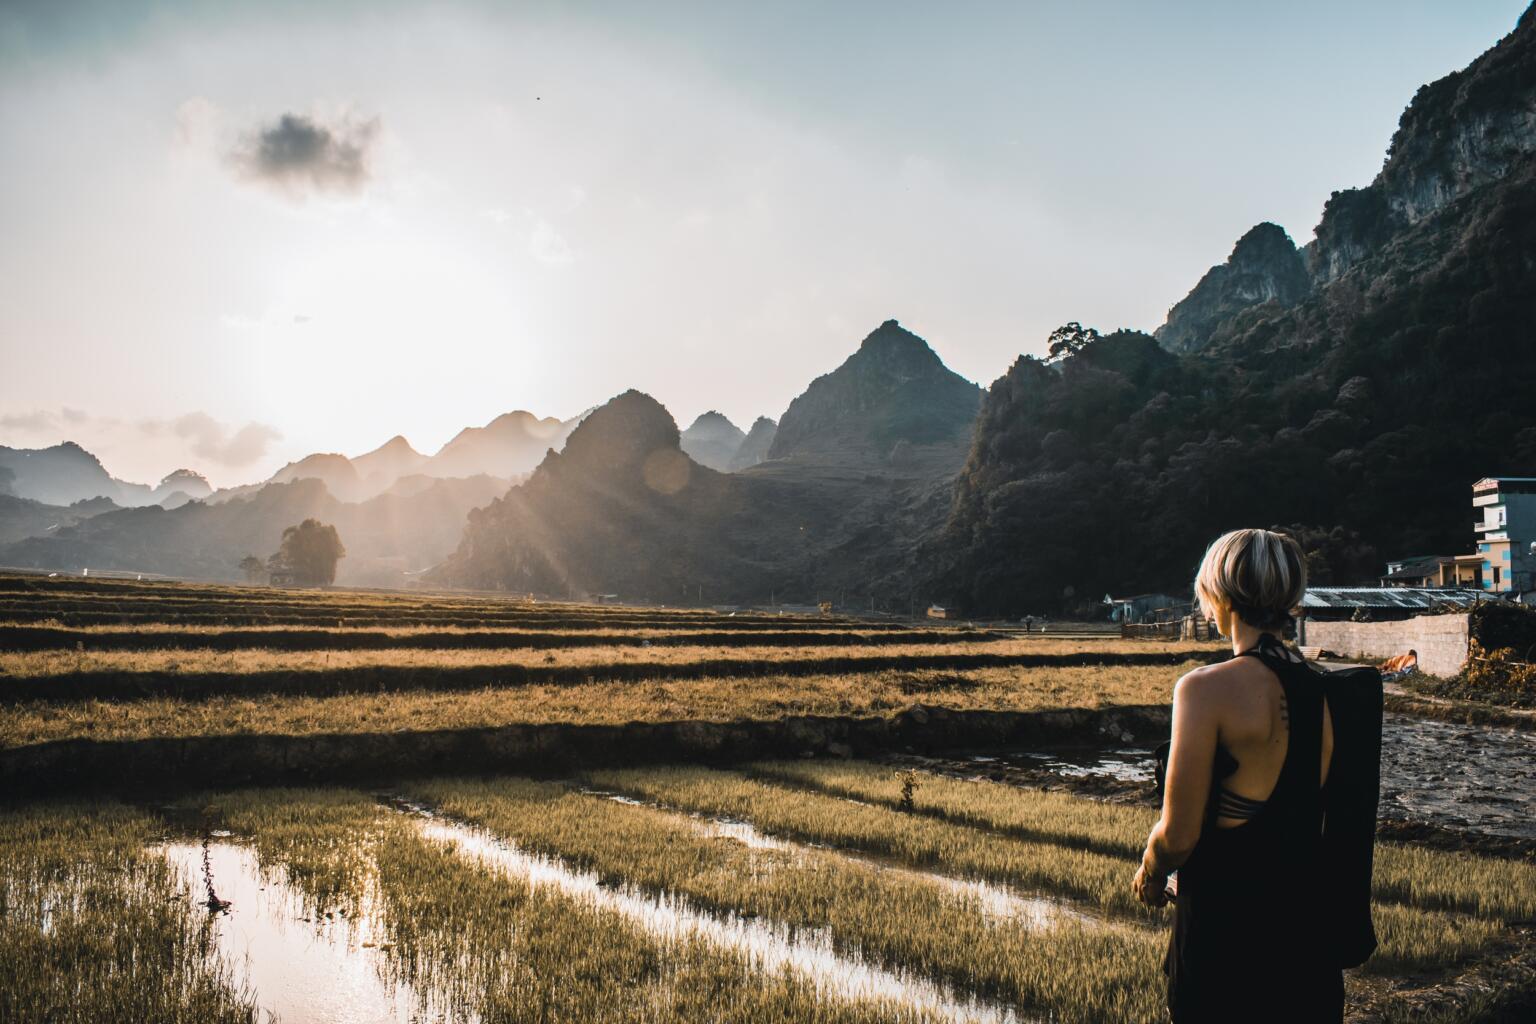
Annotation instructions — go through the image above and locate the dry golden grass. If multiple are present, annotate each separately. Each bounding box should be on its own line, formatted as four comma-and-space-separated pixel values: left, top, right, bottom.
0, 639, 1215, 678
0, 661, 1192, 748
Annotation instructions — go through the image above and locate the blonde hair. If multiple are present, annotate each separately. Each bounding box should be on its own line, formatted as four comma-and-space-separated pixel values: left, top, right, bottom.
1194, 528, 1306, 631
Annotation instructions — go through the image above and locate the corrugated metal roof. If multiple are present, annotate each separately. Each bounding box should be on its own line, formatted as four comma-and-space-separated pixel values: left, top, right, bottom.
1300, 587, 1487, 610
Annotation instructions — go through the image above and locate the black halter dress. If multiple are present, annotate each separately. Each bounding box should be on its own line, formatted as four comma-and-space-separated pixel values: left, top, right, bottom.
1157, 634, 1383, 1024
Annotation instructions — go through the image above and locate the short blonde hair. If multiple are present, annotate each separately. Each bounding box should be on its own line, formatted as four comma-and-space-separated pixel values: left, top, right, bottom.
1194, 528, 1306, 630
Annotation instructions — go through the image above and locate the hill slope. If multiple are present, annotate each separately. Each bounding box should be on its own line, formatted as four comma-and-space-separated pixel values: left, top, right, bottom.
938, 6, 1536, 614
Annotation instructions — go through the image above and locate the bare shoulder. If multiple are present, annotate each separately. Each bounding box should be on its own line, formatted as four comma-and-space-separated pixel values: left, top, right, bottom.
1174, 657, 1267, 707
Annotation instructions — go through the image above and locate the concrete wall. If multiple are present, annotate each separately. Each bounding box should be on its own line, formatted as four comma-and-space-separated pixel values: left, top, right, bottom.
1300, 613, 1470, 677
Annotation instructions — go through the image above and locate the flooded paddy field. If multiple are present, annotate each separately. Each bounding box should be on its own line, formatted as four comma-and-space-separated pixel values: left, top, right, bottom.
5, 764, 1534, 1023
3, 574, 1533, 1021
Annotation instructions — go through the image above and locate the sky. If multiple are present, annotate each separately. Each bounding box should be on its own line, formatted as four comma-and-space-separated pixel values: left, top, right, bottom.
0, 0, 1528, 487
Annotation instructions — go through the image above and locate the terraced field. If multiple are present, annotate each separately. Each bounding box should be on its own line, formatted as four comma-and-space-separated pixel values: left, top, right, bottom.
1, 574, 1530, 1022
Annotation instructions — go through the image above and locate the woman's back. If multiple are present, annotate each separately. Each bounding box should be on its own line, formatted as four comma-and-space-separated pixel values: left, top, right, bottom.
1210, 637, 1334, 827
1165, 636, 1340, 1022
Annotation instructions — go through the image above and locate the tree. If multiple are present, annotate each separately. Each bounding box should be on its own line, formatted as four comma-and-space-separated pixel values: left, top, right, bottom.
269, 518, 346, 586
238, 554, 266, 584
1045, 321, 1100, 362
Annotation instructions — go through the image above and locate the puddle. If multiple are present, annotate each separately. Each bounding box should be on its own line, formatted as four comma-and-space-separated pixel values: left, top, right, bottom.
987, 713, 1536, 839
396, 801, 1031, 1024
163, 841, 452, 1024
981, 748, 1155, 784
582, 787, 1074, 929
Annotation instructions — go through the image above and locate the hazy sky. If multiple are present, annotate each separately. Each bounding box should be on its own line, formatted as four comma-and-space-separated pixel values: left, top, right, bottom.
1, 0, 1527, 487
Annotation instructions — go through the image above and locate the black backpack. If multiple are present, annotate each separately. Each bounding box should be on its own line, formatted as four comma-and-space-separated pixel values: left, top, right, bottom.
1153, 661, 1383, 968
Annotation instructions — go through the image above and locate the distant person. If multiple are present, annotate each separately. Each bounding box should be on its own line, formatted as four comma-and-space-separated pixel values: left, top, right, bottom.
1023, 615, 1035, 632
1379, 649, 1418, 682
1134, 528, 1383, 1023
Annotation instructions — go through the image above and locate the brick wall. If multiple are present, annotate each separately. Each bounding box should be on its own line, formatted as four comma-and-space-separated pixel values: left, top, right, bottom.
1299, 613, 1470, 677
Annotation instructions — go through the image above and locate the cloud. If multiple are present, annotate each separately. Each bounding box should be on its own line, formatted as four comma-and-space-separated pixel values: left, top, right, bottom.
171, 412, 281, 467
228, 111, 379, 199
529, 219, 575, 265
0, 409, 282, 484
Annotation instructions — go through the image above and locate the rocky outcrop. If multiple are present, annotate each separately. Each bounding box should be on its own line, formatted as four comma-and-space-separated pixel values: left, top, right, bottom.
679, 411, 747, 472
729, 416, 778, 471
768, 320, 981, 466
1155, 223, 1311, 354
436, 390, 786, 600
1309, 5, 1536, 283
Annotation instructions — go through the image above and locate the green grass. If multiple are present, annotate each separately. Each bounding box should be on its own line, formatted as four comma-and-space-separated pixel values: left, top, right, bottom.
0, 802, 257, 1024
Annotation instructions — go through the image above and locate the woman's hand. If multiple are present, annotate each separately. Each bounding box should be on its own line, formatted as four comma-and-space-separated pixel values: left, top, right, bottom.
1132, 859, 1170, 908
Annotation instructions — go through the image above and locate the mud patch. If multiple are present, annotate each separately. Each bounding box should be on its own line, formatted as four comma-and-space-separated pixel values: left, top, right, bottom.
930, 712, 1536, 841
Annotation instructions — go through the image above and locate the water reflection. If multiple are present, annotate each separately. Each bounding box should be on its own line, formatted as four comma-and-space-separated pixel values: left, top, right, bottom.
398, 802, 1031, 1024
162, 842, 451, 1024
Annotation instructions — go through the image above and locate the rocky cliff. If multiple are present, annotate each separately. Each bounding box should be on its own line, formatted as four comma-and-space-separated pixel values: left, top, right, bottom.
768, 320, 981, 469
939, 4, 1536, 614
1311, 6, 1536, 283
1154, 223, 1311, 354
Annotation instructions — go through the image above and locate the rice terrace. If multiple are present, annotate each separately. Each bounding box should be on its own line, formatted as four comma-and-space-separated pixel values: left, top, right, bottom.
1, 571, 1532, 1023
7, 1, 1536, 1022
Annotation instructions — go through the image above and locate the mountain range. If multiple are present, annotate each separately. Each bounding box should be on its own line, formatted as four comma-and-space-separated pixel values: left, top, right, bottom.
2, 6, 1533, 606
434, 320, 981, 603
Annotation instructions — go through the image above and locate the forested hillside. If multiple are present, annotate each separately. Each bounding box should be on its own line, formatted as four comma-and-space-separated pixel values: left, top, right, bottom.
937, 7, 1536, 615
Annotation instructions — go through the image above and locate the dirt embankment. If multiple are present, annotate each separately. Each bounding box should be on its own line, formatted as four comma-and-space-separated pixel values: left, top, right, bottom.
1, 704, 1171, 797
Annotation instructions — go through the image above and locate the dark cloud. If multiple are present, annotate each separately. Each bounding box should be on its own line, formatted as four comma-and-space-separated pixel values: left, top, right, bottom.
229, 112, 378, 198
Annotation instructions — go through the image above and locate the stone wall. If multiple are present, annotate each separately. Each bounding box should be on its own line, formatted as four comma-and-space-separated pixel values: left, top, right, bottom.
1301, 613, 1470, 677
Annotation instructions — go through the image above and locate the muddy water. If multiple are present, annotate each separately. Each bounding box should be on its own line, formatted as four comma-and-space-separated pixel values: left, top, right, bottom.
980, 712, 1536, 839
399, 803, 1032, 1024
163, 842, 451, 1024
1376, 714, 1536, 837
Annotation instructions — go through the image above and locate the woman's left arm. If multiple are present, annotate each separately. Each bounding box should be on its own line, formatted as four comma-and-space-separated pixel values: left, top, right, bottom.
1134, 669, 1220, 906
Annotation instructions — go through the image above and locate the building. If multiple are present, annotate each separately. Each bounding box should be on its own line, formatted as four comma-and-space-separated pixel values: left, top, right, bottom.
1297, 587, 1486, 677
1472, 477, 1536, 596
1380, 554, 1483, 588
1104, 593, 1191, 625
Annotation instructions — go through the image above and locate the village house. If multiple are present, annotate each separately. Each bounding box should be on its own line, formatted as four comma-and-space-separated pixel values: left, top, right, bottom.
1472, 476, 1536, 598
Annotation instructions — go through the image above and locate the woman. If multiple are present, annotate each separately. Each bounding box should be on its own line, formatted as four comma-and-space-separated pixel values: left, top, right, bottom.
1133, 528, 1382, 1022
